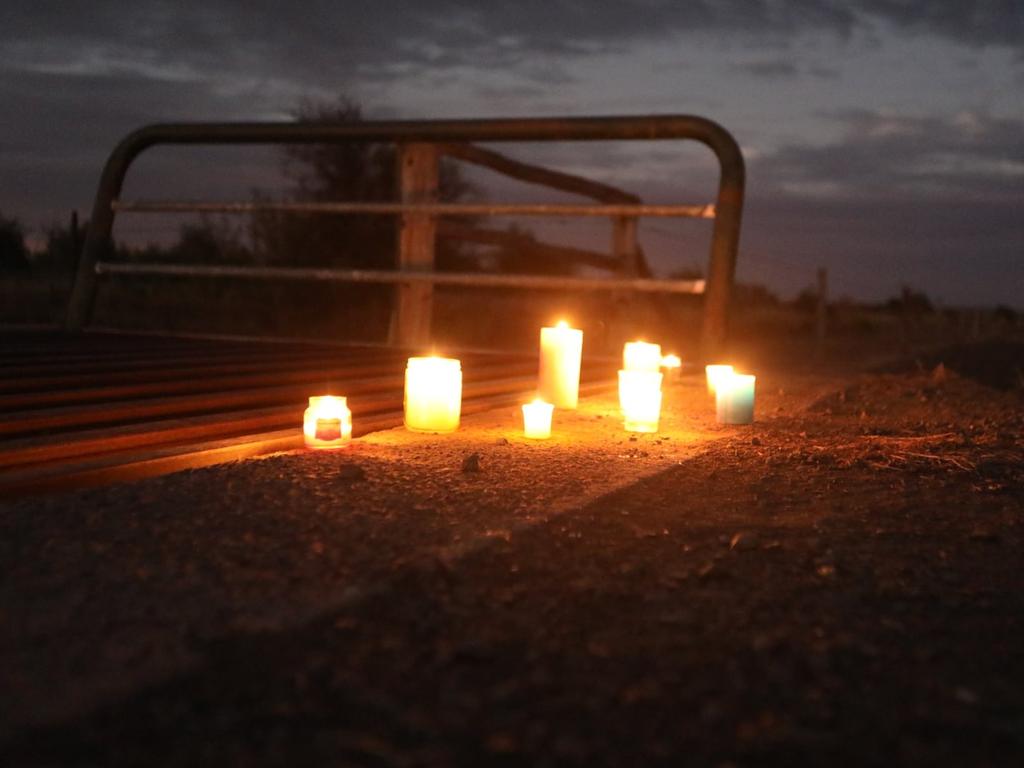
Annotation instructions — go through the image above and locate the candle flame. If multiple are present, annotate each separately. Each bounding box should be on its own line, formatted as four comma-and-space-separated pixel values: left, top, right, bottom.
556, 320, 568, 329
661, 354, 681, 368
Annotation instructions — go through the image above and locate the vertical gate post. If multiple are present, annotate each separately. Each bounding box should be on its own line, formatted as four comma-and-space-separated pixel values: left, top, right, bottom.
612, 216, 639, 276
393, 143, 439, 348
700, 150, 745, 358
609, 215, 640, 351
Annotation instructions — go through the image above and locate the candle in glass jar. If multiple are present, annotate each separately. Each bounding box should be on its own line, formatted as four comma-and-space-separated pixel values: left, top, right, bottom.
618, 370, 663, 433
303, 395, 352, 449
660, 353, 682, 381
522, 398, 554, 439
538, 321, 583, 409
404, 356, 462, 433
715, 372, 756, 424
623, 341, 662, 372
705, 364, 734, 395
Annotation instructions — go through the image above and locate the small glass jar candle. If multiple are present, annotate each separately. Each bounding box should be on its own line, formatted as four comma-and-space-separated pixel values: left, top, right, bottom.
660, 353, 682, 381
705, 364, 734, 395
404, 356, 462, 433
715, 373, 756, 424
522, 398, 554, 439
538, 321, 584, 409
618, 369, 663, 433
623, 341, 662, 372
303, 395, 352, 449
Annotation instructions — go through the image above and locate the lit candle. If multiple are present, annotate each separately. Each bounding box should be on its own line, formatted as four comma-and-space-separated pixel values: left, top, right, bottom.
538, 321, 583, 409
705, 364, 734, 395
618, 370, 663, 433
660, 353, 682, 381
303, 395, 352, 449
715, 372, 756, 424
404, 356, 462, 433
623, 341, 662, 372
522, 398, 554, 439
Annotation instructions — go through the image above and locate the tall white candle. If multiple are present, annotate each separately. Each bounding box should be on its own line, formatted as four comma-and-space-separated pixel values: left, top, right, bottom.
623, 341, 662, 372
538, 321, 583, 409
705, 364, 734, 395
715, 373, 755, 424
618, 369, 663, 433
404, 356, 462, 433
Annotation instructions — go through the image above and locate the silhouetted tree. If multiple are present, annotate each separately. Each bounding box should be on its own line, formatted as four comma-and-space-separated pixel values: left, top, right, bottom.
249, 97, 473, 270
884, 286, 934, 314
0, 212, 30, 272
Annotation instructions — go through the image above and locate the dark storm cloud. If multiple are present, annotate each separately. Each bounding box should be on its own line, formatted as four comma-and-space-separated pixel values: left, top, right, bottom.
2, 1, 1021, 84
754, 110, 1024, 202
734, 59, 800, 79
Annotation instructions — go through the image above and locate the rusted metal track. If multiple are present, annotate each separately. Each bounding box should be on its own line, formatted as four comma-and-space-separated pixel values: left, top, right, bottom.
0, 331, 616, 498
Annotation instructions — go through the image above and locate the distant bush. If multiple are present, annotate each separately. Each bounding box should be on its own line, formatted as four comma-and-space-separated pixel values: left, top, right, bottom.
0, 211, 30, 272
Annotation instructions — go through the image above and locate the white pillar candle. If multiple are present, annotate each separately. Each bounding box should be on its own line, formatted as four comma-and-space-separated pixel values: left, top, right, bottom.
522, 398, 554, 439
623, 341, 662, 372
715, 373, 756, 424
705, 364, 734, 395
303, 395, 352, 449
538, 321, 583, 409
660, 353, 682, 381
404, 356, 462, 433
618, 370, 663, 433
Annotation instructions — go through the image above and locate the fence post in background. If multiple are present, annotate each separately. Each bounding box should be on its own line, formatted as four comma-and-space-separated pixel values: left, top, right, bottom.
815, 267, 828, 356
393, 143, 439, 348
69, 210, 80, 262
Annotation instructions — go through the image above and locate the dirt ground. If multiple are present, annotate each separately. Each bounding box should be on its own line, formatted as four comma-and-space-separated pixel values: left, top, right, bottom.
1, 344, 1022, 766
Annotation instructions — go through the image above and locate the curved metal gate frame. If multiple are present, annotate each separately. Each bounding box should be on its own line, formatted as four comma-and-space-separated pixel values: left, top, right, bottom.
66, 115, 745, 356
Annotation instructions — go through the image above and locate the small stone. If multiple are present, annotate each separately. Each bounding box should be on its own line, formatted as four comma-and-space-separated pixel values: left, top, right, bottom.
494, 437, 510, 446
629, 436, 638, 442
750, 437, 761, 446
336, 464, 366, 482
485, 733, 518, 754
461, 452, 483, 473
969, 528, 999, 542
954, 687, 979, 705
730, 532, 759, 551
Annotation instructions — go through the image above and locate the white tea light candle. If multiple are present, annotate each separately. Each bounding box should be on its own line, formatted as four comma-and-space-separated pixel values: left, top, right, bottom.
618, 369, 663, 433
660, 353, 682, 381
705, 364, 734, 395
404, 356, 462, 433
303, 395, 352, 449
538, 321, 583, 409
715, 373, 756, 425
623, 341, 662, 372
522, 398, 554, 439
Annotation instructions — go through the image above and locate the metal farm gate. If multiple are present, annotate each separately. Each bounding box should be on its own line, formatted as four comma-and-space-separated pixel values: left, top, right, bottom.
1, 115, 744, 496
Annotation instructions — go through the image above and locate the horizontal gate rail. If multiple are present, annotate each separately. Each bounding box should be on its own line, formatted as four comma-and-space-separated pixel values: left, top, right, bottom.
111, 200, 716, 218
94, 262, 706, 294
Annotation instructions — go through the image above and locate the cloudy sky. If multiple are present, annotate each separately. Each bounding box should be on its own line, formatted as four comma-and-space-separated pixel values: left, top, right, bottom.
2, 1, 1022, 306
